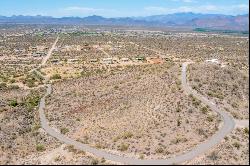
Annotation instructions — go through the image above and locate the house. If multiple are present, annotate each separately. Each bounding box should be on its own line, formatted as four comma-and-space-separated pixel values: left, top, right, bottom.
134, 56, 145, 62
51, 59, 60, 64
120, 58, 130, 62
101, 58, 113, 64
206, 59, 220, 64
19, 54, 28, 57
90, 59, 98, 63
33, 52, 45, 57
81, 46, 91, 51
112, 57, 119, 63
68, 59, 79, 63
31, 47, 37, 51
146, 57, 164, 64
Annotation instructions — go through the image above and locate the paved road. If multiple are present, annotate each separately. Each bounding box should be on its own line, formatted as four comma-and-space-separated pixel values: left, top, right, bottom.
235, 120, 249, 128
37, 60, 236, 165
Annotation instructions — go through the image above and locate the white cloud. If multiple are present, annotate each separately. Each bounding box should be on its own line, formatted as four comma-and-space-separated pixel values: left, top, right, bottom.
234, 4, 249, 11
169, 0, 197, 3
144, 5, 218, 14
144, 4, 249, 15
51, 3, 248, 17
144, 7, 169, 13
58, 6, 118, 17
182, 0, 195, 2
64, 6, 105, 13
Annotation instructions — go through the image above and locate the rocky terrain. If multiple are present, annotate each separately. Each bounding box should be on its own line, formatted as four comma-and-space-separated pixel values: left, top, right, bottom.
188, 63, 249, 120
185, 127, 249, 165
0, 24, 248, 165
0, 87, 114, 165
0, 87, 60, 164
46, 63, 220, 160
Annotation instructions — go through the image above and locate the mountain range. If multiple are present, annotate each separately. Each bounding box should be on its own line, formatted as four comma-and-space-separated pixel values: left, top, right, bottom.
0, 12, 249, 31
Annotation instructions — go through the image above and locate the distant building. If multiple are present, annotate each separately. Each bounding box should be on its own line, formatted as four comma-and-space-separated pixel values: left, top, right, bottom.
112, 57, 119, 63
101, 58, 113, 64
31, 47, 37, 51
120, 58, 130, 62
68, 59, 79, 63
90, 59, 98, 63
206, 59, 220, 64
146, 57, 163, 64
134, 56, 145, 62
33, 52, 45, 57
51, 59, 60, 64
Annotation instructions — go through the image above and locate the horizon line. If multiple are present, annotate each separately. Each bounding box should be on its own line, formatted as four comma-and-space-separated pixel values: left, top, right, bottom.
0, 12, 249, 19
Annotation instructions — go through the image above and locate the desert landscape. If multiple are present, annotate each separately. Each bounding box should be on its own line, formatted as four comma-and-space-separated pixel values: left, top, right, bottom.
0, 24, 248, 165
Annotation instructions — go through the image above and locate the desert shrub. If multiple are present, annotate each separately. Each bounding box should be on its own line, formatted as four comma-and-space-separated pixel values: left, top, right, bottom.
50, 74, 62, 80
25, 78, 36, 87
8, 85, 20, 90
81, 71, 92, 77
60, 127, 69, 134
231, 102, 239, 109
95, 143, 106, 149
177, 119, 181, 126
100, 157, 106, 163
197, 128, 205, 136
232, 142, 241, 149
171, 137, 181, 144
9, 99, 18, 107
243, 128, 249, 135
189, 94, 201, 107
231, 112, 240, 119
139, 154, 145, 159
213, 92, 224, 100
201, 106, 209, 114
118, 143, 129, 151
24, 94, 41, 111
36, 144, 46, 152
32, 70, 44, 81
32, 124, 40, 131
90, 159, 99, 165
207, 92, 213, 97
192, 99, 201, 107
9, 79, 16, 83
155, 147, 164, 154
207, 115, 214, 122
176, 107, 181, 113
113, 136, 121, 142
122, 132, 133, 139
208, 151, 219, 161
67, 145, 78, 153
0, 82, 7, 90
171, 136, 187, 144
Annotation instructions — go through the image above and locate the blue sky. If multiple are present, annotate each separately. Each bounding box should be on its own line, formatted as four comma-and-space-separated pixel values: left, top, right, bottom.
0, 0, 249, 17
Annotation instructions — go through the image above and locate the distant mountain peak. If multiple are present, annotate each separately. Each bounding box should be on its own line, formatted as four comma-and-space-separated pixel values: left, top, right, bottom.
85, 15, 105, 19
0, 13, 248, 31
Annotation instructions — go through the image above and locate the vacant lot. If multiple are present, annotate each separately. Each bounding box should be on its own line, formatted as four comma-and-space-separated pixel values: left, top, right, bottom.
0, 87, 114, 165
185, 127, 249, 165
46, 63, 220, 159
0, 87, 59, 164
188, 63, 249, 120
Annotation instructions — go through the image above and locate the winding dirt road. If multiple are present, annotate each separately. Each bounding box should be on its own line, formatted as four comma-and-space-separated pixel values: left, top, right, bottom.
37, 47, 237, 165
